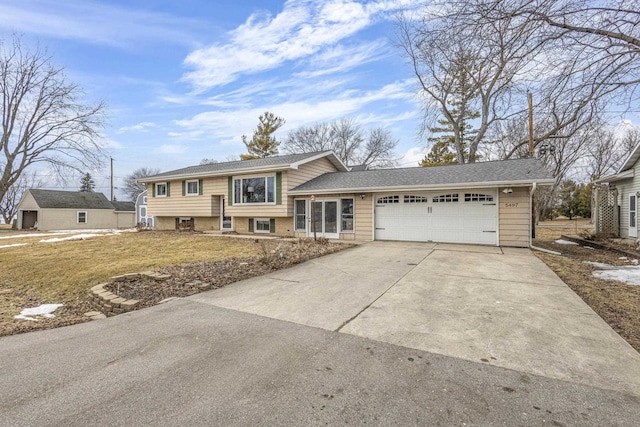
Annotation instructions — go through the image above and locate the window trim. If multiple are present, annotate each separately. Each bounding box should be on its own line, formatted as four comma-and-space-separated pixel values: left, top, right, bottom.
232, 174, 276, 205
186, 180, 199, 196
294, 199, 307, 232
156, 182, 167, 198
254, 218, 271, 233
77, 211, 87, 224
340, 198, 354, 233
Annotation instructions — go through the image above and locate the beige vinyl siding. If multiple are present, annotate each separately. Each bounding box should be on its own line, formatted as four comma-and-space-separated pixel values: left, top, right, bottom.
19, 192, 39, 209
147, 180, 216, 217
355, 193, 373, 241
116, 212, 136, 228
499, 187, 530, 247
286, 157, 340, 216
39, 208, 119, 230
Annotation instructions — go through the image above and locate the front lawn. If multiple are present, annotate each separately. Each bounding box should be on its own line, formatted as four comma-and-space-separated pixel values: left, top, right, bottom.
0, 231, 350, 336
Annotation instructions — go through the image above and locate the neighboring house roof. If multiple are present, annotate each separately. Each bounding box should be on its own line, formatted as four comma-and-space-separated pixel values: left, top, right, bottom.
112, 201, 135, 212
289, 158, 554, 194
138, 151, 348, 182
29, 189, 116, 209
348, 164, 368, 171
595, 142, 640, 183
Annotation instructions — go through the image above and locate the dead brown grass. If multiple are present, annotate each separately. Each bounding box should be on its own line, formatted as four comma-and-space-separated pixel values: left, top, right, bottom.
0, 232, 260, 336
533, 222, 640, 353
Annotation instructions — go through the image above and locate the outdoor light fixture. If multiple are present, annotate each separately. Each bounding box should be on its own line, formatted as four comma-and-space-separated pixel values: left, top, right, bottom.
502, 188, 513, 194
360, 194, 366, 200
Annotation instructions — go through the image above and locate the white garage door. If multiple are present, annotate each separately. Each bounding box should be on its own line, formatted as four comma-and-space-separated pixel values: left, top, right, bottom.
374, 192, 497, 245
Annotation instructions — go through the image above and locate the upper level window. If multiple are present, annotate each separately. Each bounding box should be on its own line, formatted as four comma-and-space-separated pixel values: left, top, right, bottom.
156, 183, 167, 197
233, 176, 275, 204
433, 194, 459, 203
77, 211, 87, 223
186, 180, 199, 195
377, 195, 399, 204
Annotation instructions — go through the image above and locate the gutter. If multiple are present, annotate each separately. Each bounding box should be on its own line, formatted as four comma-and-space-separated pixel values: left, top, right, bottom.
528, 182, 562, 255
288, 178, 556, 195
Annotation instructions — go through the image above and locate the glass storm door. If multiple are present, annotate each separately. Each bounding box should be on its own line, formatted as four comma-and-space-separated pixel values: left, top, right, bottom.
221, 197, 233, 230
310, 200, 339, 239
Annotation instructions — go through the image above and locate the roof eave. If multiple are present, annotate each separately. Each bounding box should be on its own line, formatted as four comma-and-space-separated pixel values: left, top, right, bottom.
138, 164, 295, 183
288, 178, 555, 195
594, 169, 634, 183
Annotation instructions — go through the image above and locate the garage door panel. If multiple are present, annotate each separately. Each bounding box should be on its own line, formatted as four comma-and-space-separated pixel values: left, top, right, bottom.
374, 191, 497, 245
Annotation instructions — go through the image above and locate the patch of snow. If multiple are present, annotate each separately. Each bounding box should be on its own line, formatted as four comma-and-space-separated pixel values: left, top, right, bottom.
584, 261, 640, 286
0, 243, 29, 249
554, 239, 579, 245
585, 246, 595, 249
40, 234, 103, 243
51, 228, 136, 234
0, 233, 64, 240
632, 259, 639, 265
14, 304, 64, 321
619, 256, 628, 260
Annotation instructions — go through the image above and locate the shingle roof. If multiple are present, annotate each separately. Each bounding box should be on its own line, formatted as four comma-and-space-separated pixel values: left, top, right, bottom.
141, 151, 345, 181
29, 190, 116, 209
290, 158, 553, 193
112, 201, 135, 212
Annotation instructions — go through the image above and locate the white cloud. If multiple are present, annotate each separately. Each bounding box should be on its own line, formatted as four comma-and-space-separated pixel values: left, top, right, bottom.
117, 122, 157, 134
98, 137, 124, 150
170, 79, 416, 142
398, 146, 428, 167
0, 0, 200, 47
294, 39, 392, 78
182, 0, 422, 91
159, 144, 188, 154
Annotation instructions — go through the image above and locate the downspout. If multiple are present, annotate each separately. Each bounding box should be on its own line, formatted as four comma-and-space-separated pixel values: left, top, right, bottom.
528, 182, 562, 255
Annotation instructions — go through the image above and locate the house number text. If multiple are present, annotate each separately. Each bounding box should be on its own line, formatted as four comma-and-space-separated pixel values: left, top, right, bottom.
504, 203, 519, 208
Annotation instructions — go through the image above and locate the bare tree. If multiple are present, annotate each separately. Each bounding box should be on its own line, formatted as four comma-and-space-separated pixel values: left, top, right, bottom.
0, 36, 105, 209
399, 1, 637, 163
283, 119, 398, 169
0, 171, 42, 224
123, 167, 160, 202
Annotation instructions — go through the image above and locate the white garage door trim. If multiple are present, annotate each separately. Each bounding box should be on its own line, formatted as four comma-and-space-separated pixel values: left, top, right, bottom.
374, 190, 498, 245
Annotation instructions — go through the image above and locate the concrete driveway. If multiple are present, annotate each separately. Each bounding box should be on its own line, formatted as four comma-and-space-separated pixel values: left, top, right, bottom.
191, 241, 640, 396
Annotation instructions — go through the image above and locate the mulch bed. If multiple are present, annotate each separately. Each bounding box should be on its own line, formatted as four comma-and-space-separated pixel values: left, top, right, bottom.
104, 239, 353, 309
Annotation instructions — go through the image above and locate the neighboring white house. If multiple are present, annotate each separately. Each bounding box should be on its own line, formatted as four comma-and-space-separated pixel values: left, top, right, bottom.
135, 190, 154, 228
16, 189, 135, 230
595, 143, 640, 238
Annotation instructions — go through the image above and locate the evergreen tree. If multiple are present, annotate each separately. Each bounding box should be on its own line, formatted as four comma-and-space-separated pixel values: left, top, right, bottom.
420, 47, 481, 167
79, 172, 95, 192
240, 112, 285, 160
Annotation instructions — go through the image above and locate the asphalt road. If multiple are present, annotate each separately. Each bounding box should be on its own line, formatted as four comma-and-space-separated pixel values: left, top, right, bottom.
1, 298, 639, 426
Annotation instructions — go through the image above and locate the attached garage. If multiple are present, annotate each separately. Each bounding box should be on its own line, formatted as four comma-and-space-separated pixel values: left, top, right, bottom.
374, 191, 497, 245
288, 157, 554, 248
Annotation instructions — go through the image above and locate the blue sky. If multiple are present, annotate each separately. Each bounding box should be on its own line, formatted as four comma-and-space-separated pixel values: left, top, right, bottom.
1, 0, 429, 198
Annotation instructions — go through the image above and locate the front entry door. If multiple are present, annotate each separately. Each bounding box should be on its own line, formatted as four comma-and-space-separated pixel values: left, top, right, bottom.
630, 194, 637, 238
309, 200, 339, 239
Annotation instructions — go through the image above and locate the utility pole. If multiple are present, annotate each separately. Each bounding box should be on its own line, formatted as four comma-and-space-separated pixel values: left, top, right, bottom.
528, 92, 536, 239
528, 92, 534, 157
110, 157, 114, 201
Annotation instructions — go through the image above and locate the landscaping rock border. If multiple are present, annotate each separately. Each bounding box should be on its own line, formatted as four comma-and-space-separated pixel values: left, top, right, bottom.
89, 283, 140, 317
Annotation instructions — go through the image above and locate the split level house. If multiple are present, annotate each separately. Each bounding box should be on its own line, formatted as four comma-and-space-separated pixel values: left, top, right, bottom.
139, 151, 553, 247
16, 189, 135, 230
